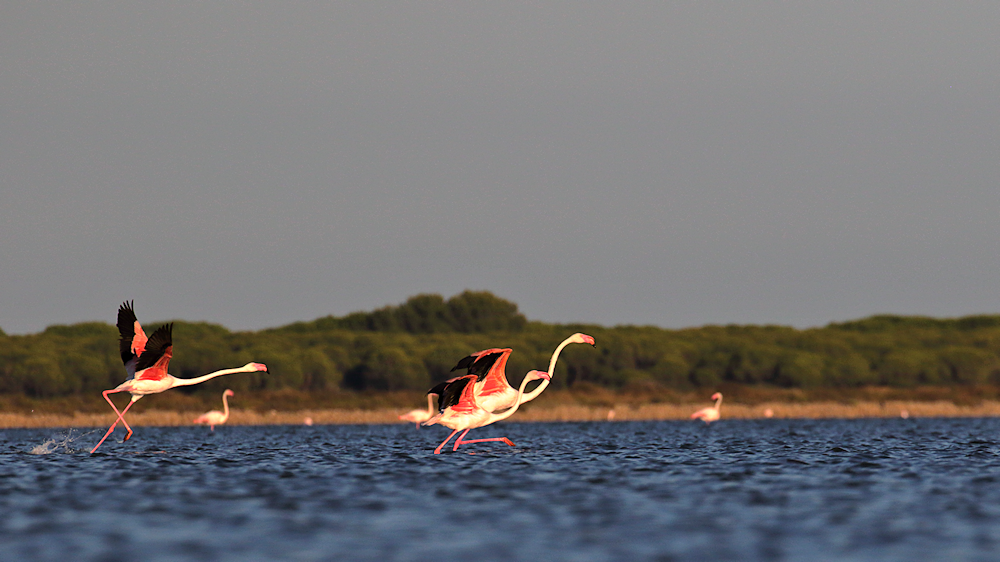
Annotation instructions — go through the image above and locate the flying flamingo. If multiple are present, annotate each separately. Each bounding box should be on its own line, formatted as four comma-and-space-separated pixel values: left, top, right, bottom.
449, 333, 596, 414
423, 370, 549, 454
399, 393, 437, 428
193, 389, 235, 431
691, 392, 723, 424
91, 305, 267, 453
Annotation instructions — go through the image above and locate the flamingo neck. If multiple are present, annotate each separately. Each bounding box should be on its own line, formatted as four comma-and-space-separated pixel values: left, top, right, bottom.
489, 373, 538, 423
715, 395, 723, 410
425, 393, 436, 416
221, 392, 231, 421
172, 366, 252, 387
520, 336, 574, 404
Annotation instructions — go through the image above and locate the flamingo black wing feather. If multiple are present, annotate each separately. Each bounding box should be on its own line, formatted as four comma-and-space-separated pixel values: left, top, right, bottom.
433, 376, 474, 414
450, 352, 504, 382
134, 323, 173, 373
117, 300, 139, 365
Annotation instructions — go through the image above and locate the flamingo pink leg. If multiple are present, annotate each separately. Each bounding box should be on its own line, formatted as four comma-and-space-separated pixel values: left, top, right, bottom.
90, 391, 138, 454
451, 429, 472, 451
433, 429, 462, 455
454, 430, 515, 451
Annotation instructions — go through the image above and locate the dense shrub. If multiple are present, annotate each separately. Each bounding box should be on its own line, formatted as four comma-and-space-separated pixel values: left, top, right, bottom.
2, 294, 1000, 396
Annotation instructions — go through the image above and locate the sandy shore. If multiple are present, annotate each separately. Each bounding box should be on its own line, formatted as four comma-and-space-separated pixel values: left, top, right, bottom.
4, 400, 1000, 428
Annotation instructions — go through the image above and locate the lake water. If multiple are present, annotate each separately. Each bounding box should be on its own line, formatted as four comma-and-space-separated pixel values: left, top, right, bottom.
2, 418, 1000, 561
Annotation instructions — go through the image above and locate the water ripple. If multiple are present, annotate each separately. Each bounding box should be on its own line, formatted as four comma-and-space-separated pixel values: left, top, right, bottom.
3, 419, 1000, 560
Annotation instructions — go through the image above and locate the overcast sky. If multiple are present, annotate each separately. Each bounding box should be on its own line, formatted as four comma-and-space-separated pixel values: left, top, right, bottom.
2, 2, 999, 334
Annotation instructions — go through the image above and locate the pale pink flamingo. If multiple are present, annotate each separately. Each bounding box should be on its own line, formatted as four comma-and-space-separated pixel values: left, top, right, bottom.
691, 392, 723, 424
422, 370, 549, 454
450, 333, 596, 414
193, 389, 234, 431
399, 393, 437, 428
91, 309, 267, 453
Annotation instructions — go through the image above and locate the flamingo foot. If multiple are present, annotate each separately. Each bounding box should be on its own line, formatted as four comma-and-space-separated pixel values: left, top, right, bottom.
123, 429, 133, 442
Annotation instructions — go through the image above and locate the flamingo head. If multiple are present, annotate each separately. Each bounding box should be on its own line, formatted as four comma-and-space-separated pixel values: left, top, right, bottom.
571, 333, 597, 347
224, 389, 235, 397
526, 370, 550, 382
711, 392, 722, 400
245, 362, 268, 372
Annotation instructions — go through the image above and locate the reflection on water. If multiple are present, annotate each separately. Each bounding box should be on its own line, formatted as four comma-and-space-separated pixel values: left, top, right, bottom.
2, 418, 1000, 561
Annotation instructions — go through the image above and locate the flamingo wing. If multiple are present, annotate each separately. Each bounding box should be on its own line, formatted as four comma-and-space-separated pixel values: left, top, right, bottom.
433, 375, 478, 414
134, 323, 173, 381
477, 349, 513, 396
450, 348, 509, 383
117, 300, 148, 378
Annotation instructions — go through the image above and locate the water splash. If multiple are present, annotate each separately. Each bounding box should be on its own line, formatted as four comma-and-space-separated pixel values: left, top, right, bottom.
29, 429, 93, 454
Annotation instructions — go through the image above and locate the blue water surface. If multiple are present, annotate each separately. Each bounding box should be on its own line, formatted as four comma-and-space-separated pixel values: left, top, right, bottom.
2, 418, 1000, 561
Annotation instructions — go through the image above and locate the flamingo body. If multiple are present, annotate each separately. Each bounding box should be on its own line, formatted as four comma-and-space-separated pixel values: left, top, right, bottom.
691, 392, 723, 424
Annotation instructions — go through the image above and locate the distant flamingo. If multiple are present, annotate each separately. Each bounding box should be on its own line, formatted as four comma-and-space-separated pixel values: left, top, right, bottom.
193, 389, 235, 431
691, 392, 723, 424
399, 393, 437, 428
91, 304, 267, 453
423, 370, 549, 454
450, 333, 596, 414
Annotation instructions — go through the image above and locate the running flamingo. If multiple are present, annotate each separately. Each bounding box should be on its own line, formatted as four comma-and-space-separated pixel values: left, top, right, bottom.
450, 333, 596, 414
91, 306, 267, 453
691, 392, 723, 424
423, 370, 549, 454
398, 393, 437, 428
193, 389, 235, 431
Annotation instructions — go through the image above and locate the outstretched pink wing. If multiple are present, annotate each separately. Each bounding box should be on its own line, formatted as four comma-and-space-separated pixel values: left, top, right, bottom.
134, 323, 173, 381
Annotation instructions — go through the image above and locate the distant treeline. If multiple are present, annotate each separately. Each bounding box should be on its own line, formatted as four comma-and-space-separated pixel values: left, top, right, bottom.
2, 291, 1000, 398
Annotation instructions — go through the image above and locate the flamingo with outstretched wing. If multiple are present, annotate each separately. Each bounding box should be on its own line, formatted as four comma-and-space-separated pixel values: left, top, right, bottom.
91, 302, 267, 453
422, 370, 549, 454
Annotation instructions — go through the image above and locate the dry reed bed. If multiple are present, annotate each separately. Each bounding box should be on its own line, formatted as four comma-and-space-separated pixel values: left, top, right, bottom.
5, 400, 1000, 428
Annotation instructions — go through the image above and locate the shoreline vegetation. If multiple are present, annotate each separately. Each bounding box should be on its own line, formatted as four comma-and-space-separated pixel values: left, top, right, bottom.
6, 401, 1000, 429
6, 387, 1000, 428
5, 291, 1000, 428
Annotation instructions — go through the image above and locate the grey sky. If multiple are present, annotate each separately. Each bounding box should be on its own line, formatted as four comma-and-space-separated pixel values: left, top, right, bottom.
2, 2, 999, 334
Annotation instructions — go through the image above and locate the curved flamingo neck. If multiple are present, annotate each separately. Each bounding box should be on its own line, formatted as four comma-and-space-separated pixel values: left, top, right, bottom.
520, 336, 574, 404
715, 395, 723, 410
488, 373, 539, 423
221, 392, 231, 421
425, 393, 436, 416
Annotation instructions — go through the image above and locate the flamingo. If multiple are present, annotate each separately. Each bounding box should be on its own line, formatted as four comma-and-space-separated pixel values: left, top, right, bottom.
399, 393, 437, 428
423, 370, 549, 454
691, 392, 723, 424
450, 333, 596, 414
91, 305, 268, 453
193, 389, 235, 431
